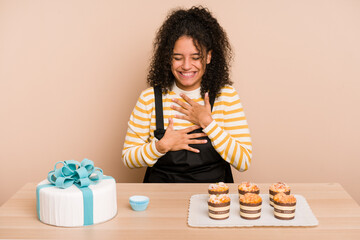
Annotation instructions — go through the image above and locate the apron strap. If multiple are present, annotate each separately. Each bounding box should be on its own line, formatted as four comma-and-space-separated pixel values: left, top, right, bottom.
209, 92, 215, 112
154, 86, 164, 131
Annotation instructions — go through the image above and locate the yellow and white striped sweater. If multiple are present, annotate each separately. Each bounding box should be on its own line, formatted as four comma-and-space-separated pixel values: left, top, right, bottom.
122, 84, 252, 171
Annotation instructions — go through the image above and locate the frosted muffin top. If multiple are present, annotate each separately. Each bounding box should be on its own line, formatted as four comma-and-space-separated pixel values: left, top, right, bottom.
240, 193, 262, 204
208, 182, 229, 192
238, 182, 259, 192
273, 192, 296, 204
208, 194, 231, 204
269, 182, 290, 192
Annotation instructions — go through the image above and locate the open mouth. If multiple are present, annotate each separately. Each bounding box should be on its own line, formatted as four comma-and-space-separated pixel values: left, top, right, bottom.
179, 71, 197, 78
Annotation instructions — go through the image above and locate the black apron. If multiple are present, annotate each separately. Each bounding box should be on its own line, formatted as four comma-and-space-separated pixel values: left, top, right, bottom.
143, 87, 233, 183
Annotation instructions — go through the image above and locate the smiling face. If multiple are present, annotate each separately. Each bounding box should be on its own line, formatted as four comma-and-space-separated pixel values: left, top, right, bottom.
171, 36, 212, 91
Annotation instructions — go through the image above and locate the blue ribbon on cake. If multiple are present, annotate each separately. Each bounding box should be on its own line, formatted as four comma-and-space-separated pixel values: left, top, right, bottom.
47, 158, 103, 189
36, 158, 111, 226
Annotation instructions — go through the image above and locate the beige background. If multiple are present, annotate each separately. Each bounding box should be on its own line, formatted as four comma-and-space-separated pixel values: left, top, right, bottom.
1, 0, 359, 206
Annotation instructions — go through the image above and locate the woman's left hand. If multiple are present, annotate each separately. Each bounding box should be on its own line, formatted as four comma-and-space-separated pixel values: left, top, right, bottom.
171, 92, 213, 129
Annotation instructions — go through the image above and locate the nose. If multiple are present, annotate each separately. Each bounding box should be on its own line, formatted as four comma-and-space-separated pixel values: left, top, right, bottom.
181, 57, 192, 70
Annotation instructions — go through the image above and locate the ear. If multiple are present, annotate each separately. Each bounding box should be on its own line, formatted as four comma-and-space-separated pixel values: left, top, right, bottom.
206, 50, 212, 64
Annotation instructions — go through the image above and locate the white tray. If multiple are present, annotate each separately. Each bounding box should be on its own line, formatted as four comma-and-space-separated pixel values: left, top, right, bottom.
187, 194, 318, 227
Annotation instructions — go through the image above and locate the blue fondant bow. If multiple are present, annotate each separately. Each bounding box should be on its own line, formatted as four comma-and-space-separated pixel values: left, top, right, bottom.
47, 158, 103, 189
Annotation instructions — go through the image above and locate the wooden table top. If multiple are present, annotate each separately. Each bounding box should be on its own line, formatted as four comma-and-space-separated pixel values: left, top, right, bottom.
1, 183, 360, 239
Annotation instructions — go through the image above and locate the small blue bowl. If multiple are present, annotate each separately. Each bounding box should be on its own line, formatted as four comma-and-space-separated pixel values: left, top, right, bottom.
129, 195, 149, 211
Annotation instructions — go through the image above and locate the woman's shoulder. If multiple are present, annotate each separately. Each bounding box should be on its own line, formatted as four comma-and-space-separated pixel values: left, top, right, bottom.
139, 87, 155, 100
218, 85, 239, 98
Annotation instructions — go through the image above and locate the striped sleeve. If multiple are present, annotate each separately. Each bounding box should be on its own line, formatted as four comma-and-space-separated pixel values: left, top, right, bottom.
122, 88, 165, 168
203, 87, 252, 171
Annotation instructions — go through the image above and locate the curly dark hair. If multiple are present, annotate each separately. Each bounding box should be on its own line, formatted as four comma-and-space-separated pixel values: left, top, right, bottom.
147, 6, 233, 99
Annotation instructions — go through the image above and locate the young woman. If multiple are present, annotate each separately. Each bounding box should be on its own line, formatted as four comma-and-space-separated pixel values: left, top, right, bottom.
122, 6, 252, 183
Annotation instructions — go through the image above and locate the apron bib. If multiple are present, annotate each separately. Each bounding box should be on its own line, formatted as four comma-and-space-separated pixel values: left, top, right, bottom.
143, 87, 233, 183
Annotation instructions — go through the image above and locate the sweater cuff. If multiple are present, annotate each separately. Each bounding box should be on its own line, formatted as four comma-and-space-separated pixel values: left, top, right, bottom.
151, 138, 166, 158
202, 120, 221, 139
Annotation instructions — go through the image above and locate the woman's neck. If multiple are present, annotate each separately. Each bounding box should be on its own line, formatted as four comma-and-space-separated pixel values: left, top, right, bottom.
172, 82, 201, 98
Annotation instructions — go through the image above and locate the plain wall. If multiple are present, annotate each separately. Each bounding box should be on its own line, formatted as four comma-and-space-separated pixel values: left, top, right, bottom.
1, 0, 359, 206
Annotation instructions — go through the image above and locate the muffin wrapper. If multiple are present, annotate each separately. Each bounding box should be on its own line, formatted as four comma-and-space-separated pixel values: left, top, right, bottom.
208, 189, 229, 195
238, 189, 260, 195
208, 201, 230, 207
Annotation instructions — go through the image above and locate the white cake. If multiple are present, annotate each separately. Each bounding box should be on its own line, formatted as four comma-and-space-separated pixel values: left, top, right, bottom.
36, 176, 117, 227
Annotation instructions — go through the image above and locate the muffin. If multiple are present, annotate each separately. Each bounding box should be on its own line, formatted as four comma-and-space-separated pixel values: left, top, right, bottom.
238, 182, 260, 198
273, 192, 297, 220
269, 182, 291, 207
239, 193, 262, 220
208, 182, 229, 195
208, 194, 231, 220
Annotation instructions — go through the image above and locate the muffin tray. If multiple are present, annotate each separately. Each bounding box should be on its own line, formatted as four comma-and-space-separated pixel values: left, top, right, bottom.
187, 194, 318, 227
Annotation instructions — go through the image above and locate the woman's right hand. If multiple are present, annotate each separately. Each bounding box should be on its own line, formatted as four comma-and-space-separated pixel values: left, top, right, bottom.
155, 118, 208, 154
